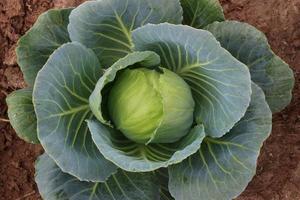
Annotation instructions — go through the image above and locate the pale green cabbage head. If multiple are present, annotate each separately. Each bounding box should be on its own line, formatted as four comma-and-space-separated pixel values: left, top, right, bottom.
108, 68, 195, 144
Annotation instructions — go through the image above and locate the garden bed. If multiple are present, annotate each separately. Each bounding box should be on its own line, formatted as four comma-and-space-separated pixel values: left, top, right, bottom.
0, 0, 299, 199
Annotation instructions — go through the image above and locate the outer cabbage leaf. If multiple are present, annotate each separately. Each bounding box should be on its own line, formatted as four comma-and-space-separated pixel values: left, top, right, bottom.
33, 42, 117, 182
36, 153, 160, 200
6, 88, 39, 144
68, 0, 183, 68
180, 0, 225, 28
205, 21, 295, 113
17, 8, 72, 86
132, 23, 251, 138
88, 120, 205, 172
89, 51, 161, 126
168, 83, 272, 200
156, 169, 174, 200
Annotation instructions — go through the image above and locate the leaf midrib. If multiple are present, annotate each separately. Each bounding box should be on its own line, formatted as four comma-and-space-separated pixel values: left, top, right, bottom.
49, 104, 90, 117
114, 11, 134, 50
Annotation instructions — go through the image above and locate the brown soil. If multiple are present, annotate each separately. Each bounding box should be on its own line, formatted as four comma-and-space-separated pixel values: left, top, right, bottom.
0, 0, 299, 199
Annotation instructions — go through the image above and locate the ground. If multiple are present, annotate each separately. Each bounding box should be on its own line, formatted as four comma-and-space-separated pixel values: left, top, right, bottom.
0, 0, 299, 199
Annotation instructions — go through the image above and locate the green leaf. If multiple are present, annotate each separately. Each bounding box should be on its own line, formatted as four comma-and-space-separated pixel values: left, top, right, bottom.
89, 51, 161, 126
132, 23, 252, 138
17, 8, 72, 86
156, 169, 174, 200
180, 0, 225, 28
168, 83, 272, 200
264, 56, 295, 112
68, 0, 182, 68
6, 88, 39, 144
33, 42, 117, 182
88, 120, 205, 172
36, 153, 160, 200
205, 21, 295, 113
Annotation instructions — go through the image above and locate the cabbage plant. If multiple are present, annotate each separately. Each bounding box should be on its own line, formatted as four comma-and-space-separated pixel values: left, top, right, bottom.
6, 0, 294, 199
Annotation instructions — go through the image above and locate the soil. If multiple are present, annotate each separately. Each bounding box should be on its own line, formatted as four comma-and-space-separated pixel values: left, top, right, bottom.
0, 0, 299, 199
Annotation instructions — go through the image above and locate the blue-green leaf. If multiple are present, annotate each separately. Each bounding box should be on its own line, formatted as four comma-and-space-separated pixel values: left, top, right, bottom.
6, 88, 39, 144
33, 42, 117, 182
89, 51, 161, 126
180, 0, 225, 28
88, 120, 205, 172
156, 169, 174, 200
68, 0, 182, 68
36, 153, 160, 200
132, 23, 252, 138
168, 83, 272, 200
205, 21, 295, 113
17, 8, 72, 86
